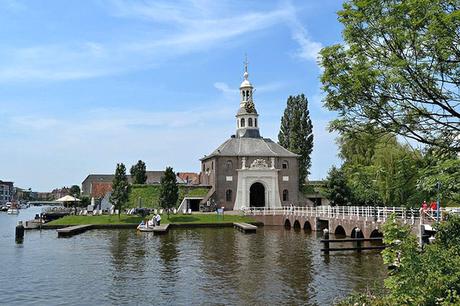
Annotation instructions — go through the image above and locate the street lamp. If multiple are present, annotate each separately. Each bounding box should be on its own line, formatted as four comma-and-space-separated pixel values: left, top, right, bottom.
436, 181, 441, 222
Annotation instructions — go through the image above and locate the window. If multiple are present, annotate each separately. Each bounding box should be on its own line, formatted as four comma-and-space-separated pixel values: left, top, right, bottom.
226, 160, 233, 171
241, 118, 245, 127
248, 118, 253, 127
211, 161, 214, 170
254, 118, 257, 127
282, 160, 289, 169
283, 189, 289, 201
226, 189, 233, 202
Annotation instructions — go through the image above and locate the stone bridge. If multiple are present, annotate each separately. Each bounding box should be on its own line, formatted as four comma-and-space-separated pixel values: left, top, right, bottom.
246, 206, 429, 239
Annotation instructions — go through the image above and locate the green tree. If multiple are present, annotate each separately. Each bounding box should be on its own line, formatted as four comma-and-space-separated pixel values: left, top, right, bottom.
417, 158, 460, 204
110, 163, 130, 219
320, 0, 460, 153
278, 94, 314, 189
159, 167, 179, 217
324, 166, 353, 206
69, 185, 81, 197
130, 160, 147, 184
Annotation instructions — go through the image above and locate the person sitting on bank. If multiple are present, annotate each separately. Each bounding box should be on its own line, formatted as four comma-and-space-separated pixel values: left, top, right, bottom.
155, 213, 161, 226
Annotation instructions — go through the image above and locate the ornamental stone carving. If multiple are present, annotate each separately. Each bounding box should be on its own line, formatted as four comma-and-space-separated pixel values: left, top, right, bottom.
250, 158, 268, 169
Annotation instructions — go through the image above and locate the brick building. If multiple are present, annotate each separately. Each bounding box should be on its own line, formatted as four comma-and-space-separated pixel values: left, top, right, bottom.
200, 65, 299, 210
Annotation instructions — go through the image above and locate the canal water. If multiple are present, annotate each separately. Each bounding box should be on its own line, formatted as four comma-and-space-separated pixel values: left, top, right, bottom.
0, 207, 386, 305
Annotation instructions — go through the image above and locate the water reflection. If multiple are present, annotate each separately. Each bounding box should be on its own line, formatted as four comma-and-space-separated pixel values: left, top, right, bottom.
0, 213, 386, 306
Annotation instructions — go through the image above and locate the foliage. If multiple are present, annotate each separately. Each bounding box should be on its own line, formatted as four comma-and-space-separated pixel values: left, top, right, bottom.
320, 0, 460, 153
110, 163, 130, 218
278, 94, 314, 189
127, 185, 211, 208
324, 166, 353, 206
340, 214, 460, 305
69, 185, 81, 196
79, 195, 91, 208
417, 158, 460, 203
130, 160, 147, 184
326, 131, 427, 207
380, 214, 460, 305
159, 167, 179, 215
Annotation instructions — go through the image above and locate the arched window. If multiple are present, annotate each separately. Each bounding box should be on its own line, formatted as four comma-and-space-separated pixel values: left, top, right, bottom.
226, 160, 233, 171
247, 90, 250, 99
211, 161, 214, 170
242, 91, 246, 100
283, 189, 289, 201
226, 189, 232, 202
282, 160, 289, 169
241, 118, 245, 127
248, 118, 253, 127
254, 118, 257, 127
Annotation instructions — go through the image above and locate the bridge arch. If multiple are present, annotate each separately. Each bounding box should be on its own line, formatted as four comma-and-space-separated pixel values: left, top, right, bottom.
370, 229, 383, 238
303, 221, 312, 232
334, 225, 346, 237
284, 219, 291, 229
293, 220, 301, 230
351, 227, 364, 238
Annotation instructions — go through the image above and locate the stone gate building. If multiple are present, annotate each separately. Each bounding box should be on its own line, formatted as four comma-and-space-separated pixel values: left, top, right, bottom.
200, 65, 299, 210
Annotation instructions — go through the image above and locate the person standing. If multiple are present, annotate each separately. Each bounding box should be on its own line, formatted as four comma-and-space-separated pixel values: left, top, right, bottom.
422, 200, 428, 212
155, 213, 161, 226
430, 201, 437, 217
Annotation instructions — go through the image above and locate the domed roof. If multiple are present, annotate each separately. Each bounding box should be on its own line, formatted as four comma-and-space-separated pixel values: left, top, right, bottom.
201, 137, 299, 160
240, 79, 252, 88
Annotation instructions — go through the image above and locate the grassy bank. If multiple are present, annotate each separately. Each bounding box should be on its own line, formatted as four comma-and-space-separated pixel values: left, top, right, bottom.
46, 213, 255, 226
128, 185, 210, 208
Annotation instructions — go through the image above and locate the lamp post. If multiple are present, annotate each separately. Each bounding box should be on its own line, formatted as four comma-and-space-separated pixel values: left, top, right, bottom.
436, 181, 441, 222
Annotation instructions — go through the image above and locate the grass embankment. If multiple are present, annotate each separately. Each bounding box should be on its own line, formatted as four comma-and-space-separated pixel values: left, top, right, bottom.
127, 185, 210, 208
47, 213, 255, 226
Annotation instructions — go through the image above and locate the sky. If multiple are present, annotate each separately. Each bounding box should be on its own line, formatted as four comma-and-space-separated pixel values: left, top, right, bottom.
0, 0, 345, 191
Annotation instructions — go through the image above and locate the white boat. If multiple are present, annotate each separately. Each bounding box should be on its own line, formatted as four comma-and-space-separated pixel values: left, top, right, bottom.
137, 220, 156, 232
7, 208, 19, 215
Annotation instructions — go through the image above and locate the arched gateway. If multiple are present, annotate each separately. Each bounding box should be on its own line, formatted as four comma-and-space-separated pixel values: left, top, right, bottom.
250, 182, 265, 207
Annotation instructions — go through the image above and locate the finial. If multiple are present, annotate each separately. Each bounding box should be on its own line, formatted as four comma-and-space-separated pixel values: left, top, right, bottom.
243, 53, 249, 80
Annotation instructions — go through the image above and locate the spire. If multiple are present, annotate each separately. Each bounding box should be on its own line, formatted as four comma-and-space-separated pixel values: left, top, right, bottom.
235, 55, 260, 138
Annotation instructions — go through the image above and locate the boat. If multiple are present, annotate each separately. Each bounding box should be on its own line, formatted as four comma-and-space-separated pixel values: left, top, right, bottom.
7, 202, 19, 214
7, 208, 19, 215
137, 220, 156, 232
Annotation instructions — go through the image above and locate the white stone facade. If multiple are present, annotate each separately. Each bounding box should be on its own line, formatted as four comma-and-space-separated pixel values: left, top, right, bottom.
233, 158, 282, 210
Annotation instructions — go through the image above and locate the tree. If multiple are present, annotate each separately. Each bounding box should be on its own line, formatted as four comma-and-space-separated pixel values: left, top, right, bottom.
320, 0, 460, 153
278, 94, 314, 189
159, 167, 179, 218
69, 185, 81, 197
323, 166, 353, 206
130, 160, 147, 184
110, 163, 130, 218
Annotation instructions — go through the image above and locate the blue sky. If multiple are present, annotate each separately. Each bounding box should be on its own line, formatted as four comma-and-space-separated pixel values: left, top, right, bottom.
0, 0, 344, 191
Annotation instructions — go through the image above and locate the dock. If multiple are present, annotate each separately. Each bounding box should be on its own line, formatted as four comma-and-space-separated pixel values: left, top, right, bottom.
234, 222, 257, 233
57, 225, 93, 237
153, 224, 170, 235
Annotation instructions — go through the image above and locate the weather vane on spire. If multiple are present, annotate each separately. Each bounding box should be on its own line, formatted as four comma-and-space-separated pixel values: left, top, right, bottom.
243, 53, 249, 79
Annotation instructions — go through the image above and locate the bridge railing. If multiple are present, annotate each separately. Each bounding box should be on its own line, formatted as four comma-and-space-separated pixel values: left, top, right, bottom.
243, 205, 429, 223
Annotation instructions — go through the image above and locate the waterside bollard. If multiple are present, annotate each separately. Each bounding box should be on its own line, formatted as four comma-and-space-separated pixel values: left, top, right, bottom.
356, 228, 362, 252
15, 221, 24, 243
323, 229, 330, 255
